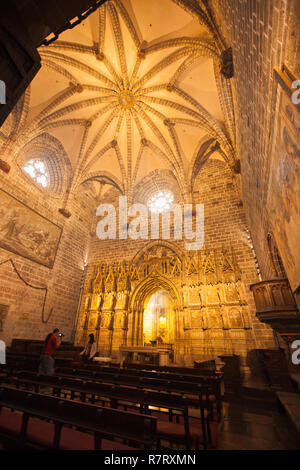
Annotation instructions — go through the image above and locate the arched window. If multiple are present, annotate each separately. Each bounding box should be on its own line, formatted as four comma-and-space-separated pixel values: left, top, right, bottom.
148, 191, 174, 214
267, 233, 287, 278
24, 159, 49, 188
19, 133, 71, 196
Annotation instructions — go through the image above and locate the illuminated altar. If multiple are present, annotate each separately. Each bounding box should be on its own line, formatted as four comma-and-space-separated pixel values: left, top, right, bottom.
119, 345, 173, 366
75, 242, 255, 366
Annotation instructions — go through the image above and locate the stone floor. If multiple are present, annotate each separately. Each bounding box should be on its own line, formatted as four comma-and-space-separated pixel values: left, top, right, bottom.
217, 401, 299, 450
215, 368, 300, 450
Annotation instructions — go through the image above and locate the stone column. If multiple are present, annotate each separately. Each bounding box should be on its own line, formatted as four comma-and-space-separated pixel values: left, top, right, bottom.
174, 309, 186, 365
99, 311, 112, 356
183, 308, 193, 365
135, 307, 143, 346
111, 310, 128, 355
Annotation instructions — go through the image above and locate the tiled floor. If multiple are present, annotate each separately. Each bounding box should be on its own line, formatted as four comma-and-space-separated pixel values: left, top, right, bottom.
217, 401, 299, 450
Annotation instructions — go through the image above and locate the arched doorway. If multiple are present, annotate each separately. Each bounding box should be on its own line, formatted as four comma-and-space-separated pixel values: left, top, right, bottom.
143, 290, 175, 345
127, 273, 183, 353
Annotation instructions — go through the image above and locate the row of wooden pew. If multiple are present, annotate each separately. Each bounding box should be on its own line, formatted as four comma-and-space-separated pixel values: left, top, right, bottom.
5, 353, 222, 391
1, 372, 215, 449
4, 353, 223, 417
123, 361, 217, 375
0, 357, 222, 450
54, 366, 223, 420
0, 385, 155, 450
5, 352, 218, 376
4, 359, 223, 422
73, 361, 220, 378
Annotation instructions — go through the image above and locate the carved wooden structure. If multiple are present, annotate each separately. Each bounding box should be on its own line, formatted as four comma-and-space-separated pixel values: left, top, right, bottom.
250, 279, 300, 340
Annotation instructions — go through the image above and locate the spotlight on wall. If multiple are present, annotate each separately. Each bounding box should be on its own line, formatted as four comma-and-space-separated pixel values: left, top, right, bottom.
58, 208, 71, 218
232, 159, 241, 174
0, 159, 10, 174
220, 47, 234, 78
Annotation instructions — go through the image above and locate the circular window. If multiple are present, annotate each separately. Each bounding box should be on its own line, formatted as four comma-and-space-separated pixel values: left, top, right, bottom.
148, 191, 174, 214
24, 160, 49, 188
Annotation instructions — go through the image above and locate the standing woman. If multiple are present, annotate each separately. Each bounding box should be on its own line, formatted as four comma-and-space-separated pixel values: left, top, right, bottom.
80, 333, 97, 363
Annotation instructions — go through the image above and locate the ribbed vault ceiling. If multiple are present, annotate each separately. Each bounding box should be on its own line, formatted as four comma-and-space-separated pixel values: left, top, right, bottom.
1, 0, 236, 204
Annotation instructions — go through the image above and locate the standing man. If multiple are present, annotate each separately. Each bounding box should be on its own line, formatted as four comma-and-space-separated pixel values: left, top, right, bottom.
38, 328, 62, 376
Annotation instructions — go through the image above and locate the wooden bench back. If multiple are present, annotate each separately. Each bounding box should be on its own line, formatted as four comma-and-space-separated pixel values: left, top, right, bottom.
55, 364, 222, 387
0, 385, 156, 446
54, 367, 220, 398
81, 363, 220, 380
11, 371, 205, 411
124, 362, 216, 375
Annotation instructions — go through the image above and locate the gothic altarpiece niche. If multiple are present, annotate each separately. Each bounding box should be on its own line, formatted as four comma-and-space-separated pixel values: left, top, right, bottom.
75, 244, 255, 365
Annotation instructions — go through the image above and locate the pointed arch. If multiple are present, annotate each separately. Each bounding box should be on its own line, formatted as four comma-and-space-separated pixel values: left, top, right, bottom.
131, 240, 186, 266
129, 273, 183, 312
77, 170, 124, 194
188, 135, 221, 191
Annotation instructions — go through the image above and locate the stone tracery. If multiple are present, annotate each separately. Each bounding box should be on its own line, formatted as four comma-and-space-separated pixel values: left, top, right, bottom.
76, 242, 254, 364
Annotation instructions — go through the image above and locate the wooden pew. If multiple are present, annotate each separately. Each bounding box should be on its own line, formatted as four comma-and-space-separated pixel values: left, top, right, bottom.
56, 365, 218, 390
0, 385, 156, 450
58, 368, 222, 422
3, 374, 216, 449
4, 358, 223, 421
9, 339, 81, 360
55, 367, 222, 412
54, 362, 223, 389
6, 370, 204, 414
7, 353, 219, 377
6, 354, 219, 379
6, 353, 220, 381
78, 361, 218, 377
4, 360, 222, 399
79, 362, 222, 381
6, 353, 72, 370
123, 362, 217, 376
194, 360, 216, 371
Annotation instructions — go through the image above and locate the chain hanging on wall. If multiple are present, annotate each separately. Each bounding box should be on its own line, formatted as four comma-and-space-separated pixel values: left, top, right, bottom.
0, 258, 53, 323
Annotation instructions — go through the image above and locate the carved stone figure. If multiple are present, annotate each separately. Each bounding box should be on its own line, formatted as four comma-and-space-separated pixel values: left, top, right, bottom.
75, 247, 254, 363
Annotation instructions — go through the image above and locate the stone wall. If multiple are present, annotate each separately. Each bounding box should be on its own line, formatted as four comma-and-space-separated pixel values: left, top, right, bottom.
211, 0, 299, 299
0, 169, 94, 346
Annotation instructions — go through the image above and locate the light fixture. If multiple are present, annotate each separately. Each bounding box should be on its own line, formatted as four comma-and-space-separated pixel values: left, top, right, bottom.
0, 159, 10, 174
148, 191, 174, 214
